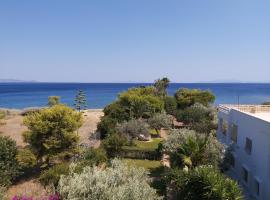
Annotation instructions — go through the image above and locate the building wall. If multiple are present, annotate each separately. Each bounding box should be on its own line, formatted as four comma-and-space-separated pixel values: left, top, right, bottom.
217, 108, 270, 200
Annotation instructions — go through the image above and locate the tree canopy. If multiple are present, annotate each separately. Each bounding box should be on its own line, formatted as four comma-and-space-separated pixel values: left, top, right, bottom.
23, 104, 83, 164
175, 88, 215, 109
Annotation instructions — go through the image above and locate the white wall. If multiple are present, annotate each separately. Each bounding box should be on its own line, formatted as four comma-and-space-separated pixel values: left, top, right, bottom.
217, 108, 270, 200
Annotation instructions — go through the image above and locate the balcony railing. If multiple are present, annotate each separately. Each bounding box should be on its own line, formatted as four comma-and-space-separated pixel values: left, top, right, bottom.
219, 104, 270, 113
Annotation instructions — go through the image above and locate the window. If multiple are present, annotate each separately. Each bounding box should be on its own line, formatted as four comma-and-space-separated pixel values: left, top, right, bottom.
254, 180, 260, 196
231, 124, 238, 143
242, 167, 249, 183
245, 137, 252, 155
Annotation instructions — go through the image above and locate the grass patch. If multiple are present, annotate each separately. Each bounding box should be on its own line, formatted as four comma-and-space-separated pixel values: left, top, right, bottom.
123, 138, 163, 151
124, 159, 166, 196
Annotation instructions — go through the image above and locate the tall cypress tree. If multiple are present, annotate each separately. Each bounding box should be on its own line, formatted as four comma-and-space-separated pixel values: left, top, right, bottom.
74, 90, 87, 112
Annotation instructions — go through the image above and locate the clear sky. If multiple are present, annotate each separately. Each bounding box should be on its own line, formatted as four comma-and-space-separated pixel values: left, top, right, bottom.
0, 0, 270, 83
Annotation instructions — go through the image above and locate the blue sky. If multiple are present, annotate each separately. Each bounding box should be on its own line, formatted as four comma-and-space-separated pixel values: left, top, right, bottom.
0, 0, 270, 83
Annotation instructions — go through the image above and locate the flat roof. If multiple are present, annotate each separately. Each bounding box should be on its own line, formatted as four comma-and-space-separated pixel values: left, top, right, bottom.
219, 104, 270, 123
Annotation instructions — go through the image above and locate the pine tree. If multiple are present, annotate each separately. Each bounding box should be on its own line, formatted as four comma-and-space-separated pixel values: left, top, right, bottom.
74, 90, 87, 112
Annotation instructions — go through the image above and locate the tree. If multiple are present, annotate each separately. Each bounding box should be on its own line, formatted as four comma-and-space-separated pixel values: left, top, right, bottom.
164, 96, 177, 115
0, 136, 20, 186
48, 96, 60, 107
176, 103, 216, 133
163, 129, 224, 169
58, 159, 161, 200
116, 119, 150, 143
148, 112, 173, 134
101, 133, 127, 157
168, 166, 243, 200
154, 77, 170, 97
23, 105, 82, 165
74, 90, 87, 112
97, 116, 118, 139
174, 88, 215, 109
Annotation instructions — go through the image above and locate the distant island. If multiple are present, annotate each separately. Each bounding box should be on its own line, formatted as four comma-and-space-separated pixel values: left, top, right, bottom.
0, 79, 37, 83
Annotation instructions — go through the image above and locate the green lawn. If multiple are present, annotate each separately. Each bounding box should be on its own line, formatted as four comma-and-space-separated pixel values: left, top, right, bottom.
123, 138, 163, 151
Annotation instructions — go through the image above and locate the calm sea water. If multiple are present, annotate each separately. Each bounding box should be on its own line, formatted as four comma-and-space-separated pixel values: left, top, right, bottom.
0, 83, 270, 109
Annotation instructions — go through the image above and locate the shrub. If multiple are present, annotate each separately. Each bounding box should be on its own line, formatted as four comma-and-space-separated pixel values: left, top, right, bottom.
48, 96, 60, 107
168, 166, 243, 200
97, 116, 118, 139
0, 110, 6, 119
39, 163, 70, 188
164, 96, 177, 115
0, 186, 6, 200
79, 147, 108, 167
116, 119, 150, 143
163, 129, 224, 169
23, 105, 82, 165
58, 159, 161, 200
16, 148, 37, 170
176, 103, 216, 133
0, 136, 20, 186
102, 133, 127, 157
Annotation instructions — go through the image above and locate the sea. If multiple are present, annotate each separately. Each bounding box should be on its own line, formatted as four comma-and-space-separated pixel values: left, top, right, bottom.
0, 83, 270, 109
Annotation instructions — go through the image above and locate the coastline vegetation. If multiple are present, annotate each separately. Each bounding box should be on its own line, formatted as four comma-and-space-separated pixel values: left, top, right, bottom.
0, 78, 243, 200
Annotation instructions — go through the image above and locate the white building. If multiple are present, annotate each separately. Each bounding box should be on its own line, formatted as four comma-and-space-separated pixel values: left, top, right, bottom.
217, 105, 270, 200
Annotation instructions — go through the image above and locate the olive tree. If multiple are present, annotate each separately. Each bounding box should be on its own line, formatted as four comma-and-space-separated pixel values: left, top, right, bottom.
148, 112, 173, 134
23, 105, 83, 165
58, 159, 161, 200
116, 119, 150, 143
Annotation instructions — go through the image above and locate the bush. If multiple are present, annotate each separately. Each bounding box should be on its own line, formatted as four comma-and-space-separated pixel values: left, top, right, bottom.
168, 166, 243, 200
0, 186, 6, 200
0, 110, 6, 119
176, 103, 216, 133
79, 148, 108, 167
0, 136, 20, 186
16, 147, 37, 170
39, 163, 70, 188
163, 129, 224, 169
97, 116, 118, 139
164, 96, 177, 115
48, 96, 61, 107
102, 133, 127, 157
58, 159, 161, 200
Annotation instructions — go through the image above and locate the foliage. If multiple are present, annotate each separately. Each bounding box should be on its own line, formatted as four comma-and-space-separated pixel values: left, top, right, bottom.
0, 186, 6, 200
262, 101, 270, 105
79, 147, 108, 167
74, 90, 87, 111
23, 105, 82, 165
153, 77, 170, 97
0, 136, 20, 186
12, 193, 60, 200
39, 163, 70, 188
16, 147, 37, 169
97, 115, 118, 139
118, 87, 164, 119
103, 102, 131, 122
164, 96, 177, 115
176, 103, 216, 133
164, 129, 224, 169
58, 159, 161, 200
174, 88, 215, 109
21, 108, 41, 116
168, 166, 243, 200
102, 133, 127, 157
148, 112, 173, 134
0, 110, 6, 119
48, 96, 61, 107
116, 119, 150, 143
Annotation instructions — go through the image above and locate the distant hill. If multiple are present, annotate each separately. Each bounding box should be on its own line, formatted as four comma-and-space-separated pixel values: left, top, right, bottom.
0, 79, 37, 83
